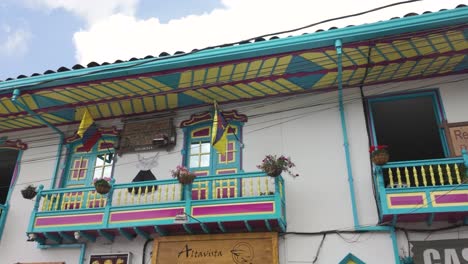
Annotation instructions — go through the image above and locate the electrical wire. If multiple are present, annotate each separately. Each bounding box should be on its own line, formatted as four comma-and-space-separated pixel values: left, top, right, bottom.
1, 74, 467, 166
0, 0, 427, 93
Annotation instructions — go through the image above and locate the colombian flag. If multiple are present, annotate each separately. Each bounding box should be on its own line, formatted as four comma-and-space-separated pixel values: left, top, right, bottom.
77, 109, 101, 152
211, 101, 228, 155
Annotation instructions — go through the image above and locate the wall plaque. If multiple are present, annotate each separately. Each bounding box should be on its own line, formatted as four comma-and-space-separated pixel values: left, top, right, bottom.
152, 232, 278, 264
89, 253, 130, 264
118, 117, 176, 155
444, 121, 468, 156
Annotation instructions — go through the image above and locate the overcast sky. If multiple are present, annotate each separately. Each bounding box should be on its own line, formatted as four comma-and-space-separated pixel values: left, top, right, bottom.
0, 0, 466, 80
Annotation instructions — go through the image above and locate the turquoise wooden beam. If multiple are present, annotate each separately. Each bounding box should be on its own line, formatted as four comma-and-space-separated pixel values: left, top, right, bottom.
44, 232, 62, 243
133, 227, 151, 240
264, 220, 272, 232
392, 215, 397, 226
427, 213, 435, 226
34, 236, 46, 245
154, 226, 167, 236
98, 230, 114, 242
58, 232, 76, 242
244, 221, 252, 232
78, 231, 96, 242
118, 229, 135, 241
200, 223, 210, 234
182, 224, 193, 234
278, 220, 286, 233
217, 222, 226, 233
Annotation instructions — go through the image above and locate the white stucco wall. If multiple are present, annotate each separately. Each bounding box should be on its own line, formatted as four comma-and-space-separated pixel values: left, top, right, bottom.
0, 74, 467, 263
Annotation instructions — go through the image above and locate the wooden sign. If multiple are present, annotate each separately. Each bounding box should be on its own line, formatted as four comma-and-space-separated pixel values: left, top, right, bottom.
152, 232, 278, 264
118, 117, 176, 155
89, 253, 130, 264
444, 121, 468, 157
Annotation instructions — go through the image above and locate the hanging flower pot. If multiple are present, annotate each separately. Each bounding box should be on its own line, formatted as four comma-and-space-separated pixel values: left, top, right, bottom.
21, 185, 37, 199
257, 155, 299, 178
370, 145, 389, 165
93, 178, 111, 194
171, 165, 196, 185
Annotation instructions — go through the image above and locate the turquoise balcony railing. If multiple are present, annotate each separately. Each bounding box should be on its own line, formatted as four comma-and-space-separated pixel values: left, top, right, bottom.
0, 203, 7, 239
26, 171, 286, 244
374, 149, 468, 224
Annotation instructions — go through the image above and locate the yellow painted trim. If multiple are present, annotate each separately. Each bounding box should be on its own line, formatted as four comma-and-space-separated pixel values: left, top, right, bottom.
191, 201, 275, 217
386, 192, 427, 209
430, 190, 468, 207
109, 207, 185, 223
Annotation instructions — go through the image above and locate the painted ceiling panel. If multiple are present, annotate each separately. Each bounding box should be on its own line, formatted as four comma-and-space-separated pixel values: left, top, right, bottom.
0, 26, 466, 133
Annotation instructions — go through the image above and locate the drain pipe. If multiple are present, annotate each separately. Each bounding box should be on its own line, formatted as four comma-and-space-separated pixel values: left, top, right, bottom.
335, 39, 359, 228
11, 89, 64, 189
335, 40, 401, 264
37, 243, 86, 264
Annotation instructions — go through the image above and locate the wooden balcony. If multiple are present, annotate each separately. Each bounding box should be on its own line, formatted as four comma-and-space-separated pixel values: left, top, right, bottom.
374, 150, 468, 224
26, 172, 286, 244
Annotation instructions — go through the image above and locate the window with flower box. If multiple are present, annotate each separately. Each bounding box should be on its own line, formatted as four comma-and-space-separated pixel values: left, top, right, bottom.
180, 111, 247, 200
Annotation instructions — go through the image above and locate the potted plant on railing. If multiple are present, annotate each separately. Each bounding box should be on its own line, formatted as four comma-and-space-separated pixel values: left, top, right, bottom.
257, 155, 299, 178
93, 177, 111, 194
370, 145, 389, 165
21, 185, 37, 200
171, 165, 196, 185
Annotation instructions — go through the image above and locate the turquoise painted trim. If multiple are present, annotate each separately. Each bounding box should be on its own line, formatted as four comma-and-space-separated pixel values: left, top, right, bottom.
154, 225, 167, 236
339, 253, 366, 264
27, 185, 44, 234
133, 227, 150, 240
28, 171, 285, 237
244, 221, 252, 232
2, 7, 466, 94
11, 89, 64, 189
336, 39, 359, 228
0, 149, 24, 239
264, 219, 272, 232
390, 227, 402, 264
98, 229, 115, 242
0, 204, 8, 240
44, 232, 62, 243
78, 231, 96, 242
37, 243, 86, 264
217, 222, 226, 233
59, 231, 77, 242
118, 228, 135, 240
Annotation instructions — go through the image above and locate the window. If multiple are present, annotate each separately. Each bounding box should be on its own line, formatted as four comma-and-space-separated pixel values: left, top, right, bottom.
63, 136, 116, 188
0, 139, 26, 239
180, 110, 247, 176
185, 124, 242, 176
368, 91, 448, 162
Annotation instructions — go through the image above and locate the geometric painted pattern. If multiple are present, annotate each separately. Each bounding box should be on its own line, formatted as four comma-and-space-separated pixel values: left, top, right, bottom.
0, 27, 466, 132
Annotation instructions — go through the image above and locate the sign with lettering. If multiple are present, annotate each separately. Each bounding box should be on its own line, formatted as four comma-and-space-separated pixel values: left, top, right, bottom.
152, 232, 278, 264
89, 253, 130, 264
118, 117, 176, 155
445, 122, 468, 157
412, 239, 468, 264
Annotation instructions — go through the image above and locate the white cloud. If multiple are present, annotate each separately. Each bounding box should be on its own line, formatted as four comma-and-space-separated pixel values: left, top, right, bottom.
73, 0, 466, 65
0, 27, 32, 57
25, 0, 139, 24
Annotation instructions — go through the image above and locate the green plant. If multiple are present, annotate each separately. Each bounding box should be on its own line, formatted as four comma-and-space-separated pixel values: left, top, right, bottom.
93, 177, 111, 194
257, 155, 298, 178
171, 165, 196, 184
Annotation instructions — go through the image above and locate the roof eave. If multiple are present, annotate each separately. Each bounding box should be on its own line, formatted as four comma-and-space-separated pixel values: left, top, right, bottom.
1, 6, 467, 92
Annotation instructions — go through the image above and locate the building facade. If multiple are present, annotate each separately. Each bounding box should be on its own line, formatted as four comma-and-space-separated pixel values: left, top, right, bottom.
0, 5, 467, 264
